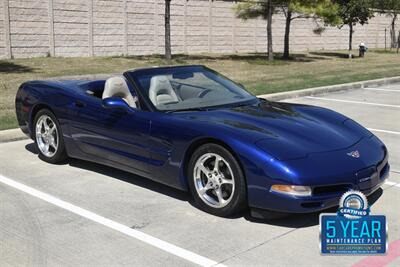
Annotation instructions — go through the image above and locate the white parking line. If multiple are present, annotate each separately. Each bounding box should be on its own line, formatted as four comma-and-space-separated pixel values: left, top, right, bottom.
364, 88, 400, 92
385, 181, 400, 188
367, 128, 400, 135
0, 174, 224, 267
305, 96, 400, 108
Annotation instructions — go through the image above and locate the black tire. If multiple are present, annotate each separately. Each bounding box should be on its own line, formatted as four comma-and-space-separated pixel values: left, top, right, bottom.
188, 143, 247, 217
33, 109, 68, 164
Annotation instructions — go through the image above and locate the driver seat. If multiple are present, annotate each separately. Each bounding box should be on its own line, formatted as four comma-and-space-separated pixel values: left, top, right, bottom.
148, 75, 179, 106
102, 76, 137, 108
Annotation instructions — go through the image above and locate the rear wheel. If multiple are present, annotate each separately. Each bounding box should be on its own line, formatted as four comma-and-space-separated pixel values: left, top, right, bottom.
33, 109, 67, 163
188, 143, 247, 217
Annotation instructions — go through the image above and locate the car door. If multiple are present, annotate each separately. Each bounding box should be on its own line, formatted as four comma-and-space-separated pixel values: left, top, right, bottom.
69, 93, 152, 177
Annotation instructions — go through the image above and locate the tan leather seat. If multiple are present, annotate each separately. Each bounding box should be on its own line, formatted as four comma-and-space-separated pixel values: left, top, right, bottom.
102, 77, 137, 108
148, 75, 179, 106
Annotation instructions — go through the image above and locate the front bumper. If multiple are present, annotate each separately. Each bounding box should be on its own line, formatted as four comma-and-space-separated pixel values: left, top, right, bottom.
249, 161, 389, 214
258, 174, 386, 214
247, 136, 389, 214
250, 184, 385, 219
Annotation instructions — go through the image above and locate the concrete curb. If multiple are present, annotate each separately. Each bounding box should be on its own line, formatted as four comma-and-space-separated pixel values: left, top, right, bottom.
1, 76, 399, 144
0, 128, 28, 143
258, 76, 400, 101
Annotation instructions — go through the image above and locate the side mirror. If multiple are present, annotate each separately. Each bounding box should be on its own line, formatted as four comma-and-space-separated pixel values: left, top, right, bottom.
102, 97, 130, 112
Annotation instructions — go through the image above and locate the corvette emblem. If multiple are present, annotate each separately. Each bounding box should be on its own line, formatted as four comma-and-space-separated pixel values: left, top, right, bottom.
347, 150, 360, 158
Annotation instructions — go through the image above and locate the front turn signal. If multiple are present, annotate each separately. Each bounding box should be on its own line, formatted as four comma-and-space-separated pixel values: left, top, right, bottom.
271, 185, 312, 196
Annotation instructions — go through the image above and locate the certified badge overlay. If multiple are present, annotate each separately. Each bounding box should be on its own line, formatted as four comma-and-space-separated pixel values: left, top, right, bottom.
320, 190, 387, 255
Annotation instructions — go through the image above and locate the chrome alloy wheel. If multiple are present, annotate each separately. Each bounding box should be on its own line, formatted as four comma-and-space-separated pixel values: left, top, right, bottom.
35, 115, 58, 157
193, 153, 235, 208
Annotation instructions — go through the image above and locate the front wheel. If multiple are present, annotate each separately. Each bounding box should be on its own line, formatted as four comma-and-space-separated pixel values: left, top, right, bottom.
188, 143, 247, 217
33, 109, 68, 163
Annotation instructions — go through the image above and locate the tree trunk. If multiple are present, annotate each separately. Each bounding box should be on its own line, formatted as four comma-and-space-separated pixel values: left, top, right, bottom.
348, 23, 353, 59
390, 14, 397, 49
165, 0, 172, 62
397, 30, 400, 54
283, 10, 292, 59
267, 0, 273, 61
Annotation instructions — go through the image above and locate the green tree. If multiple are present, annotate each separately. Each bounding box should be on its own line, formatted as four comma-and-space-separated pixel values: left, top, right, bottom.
334, 0, 374, 58
373, 0, 400, 49
236, 0, 276, 60
281, 0, 341, 59
235, 1, 341, 60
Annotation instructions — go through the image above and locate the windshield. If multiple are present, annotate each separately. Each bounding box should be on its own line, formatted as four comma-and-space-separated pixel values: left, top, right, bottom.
129, 66, 257, 111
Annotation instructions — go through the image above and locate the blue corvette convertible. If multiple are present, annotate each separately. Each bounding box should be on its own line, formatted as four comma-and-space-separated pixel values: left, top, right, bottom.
15, 65, 389, 218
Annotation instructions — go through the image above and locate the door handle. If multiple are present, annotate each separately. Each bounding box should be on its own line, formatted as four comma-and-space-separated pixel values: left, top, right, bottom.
74, 100, 86, 108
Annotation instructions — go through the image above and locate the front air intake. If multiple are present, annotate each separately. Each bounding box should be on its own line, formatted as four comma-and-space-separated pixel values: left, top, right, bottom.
313, 184, 352, 195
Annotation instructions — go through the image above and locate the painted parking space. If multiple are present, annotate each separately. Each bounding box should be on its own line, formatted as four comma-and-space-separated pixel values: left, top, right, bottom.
366, 84, 400, 91
1, 140, 399, 266
0, 140, 293, 266
0, 182, 194, 267
1, 83, 399, 266
307, 88, 400, 106
364, 87, 400, 93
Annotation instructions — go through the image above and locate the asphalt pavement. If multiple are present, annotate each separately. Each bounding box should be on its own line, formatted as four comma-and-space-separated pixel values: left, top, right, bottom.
0, 83, 399, 266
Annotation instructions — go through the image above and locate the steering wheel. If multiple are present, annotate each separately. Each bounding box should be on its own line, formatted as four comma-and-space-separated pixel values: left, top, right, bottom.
197, 89, 213, 98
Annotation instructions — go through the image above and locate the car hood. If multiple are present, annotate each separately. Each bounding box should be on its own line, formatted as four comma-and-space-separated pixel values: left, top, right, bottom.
176, 101, 371, 160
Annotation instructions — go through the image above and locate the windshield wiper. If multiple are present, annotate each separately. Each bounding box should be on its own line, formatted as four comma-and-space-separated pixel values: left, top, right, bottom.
229, 101, 257, 109
165, 107, 209, 113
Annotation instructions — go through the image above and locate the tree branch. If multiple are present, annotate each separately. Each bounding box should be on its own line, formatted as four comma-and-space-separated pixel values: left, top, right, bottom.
281, 6, 287, 17
291, 14, 313, 21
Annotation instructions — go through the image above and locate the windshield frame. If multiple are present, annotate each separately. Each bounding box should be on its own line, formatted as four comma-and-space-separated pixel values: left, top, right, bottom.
124, 65, 258, 112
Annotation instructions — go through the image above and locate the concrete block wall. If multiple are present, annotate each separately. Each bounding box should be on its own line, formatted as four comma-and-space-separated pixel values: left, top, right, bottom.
127, 0, 156, 55
0, 1, 5, 57
53, 0, 89, 57
7, 0, 50, 58
0, 0, 398, 59
92, 0, 124, 56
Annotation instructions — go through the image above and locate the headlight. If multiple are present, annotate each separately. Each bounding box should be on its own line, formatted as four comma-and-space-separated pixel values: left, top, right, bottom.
271, 185, 312, 196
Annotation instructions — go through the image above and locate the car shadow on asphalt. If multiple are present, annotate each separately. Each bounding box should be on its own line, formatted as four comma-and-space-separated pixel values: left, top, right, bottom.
24, 142, 384, 228
68, 158, 192, 202
25, 142, 190, 201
